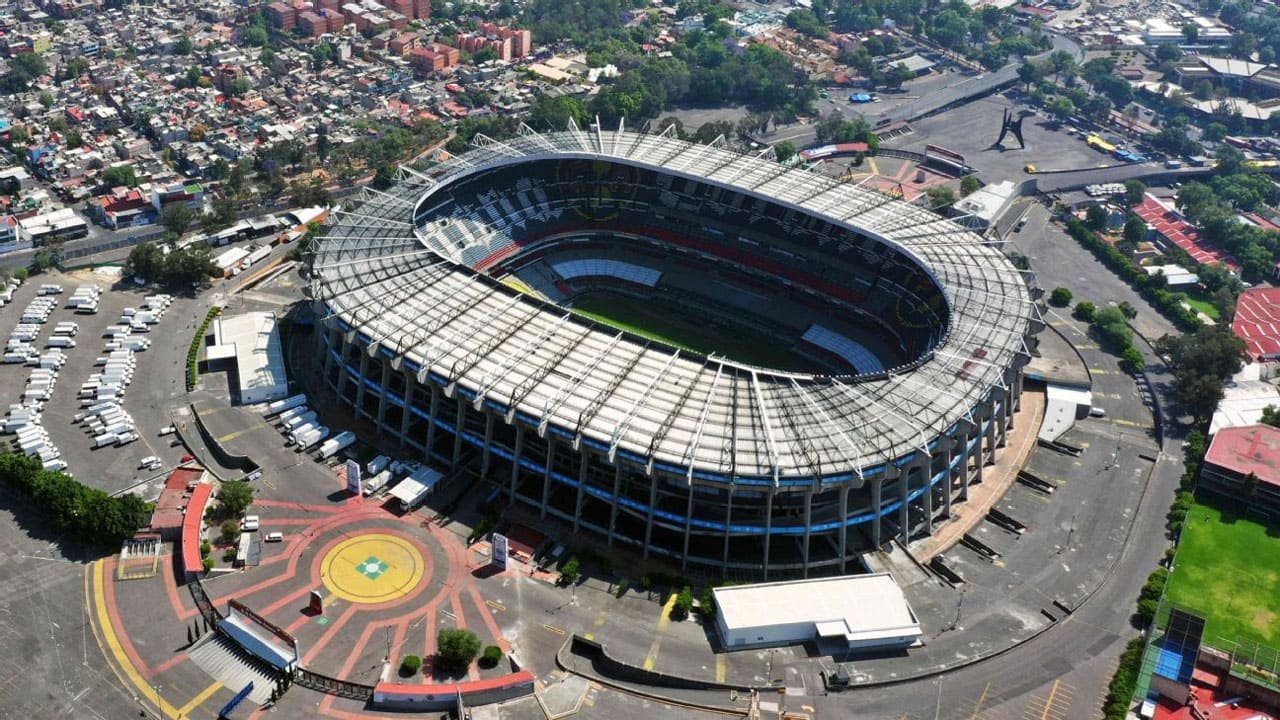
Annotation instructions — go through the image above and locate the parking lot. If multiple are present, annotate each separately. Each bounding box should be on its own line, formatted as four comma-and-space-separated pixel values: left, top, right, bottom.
0, 269, 208, 494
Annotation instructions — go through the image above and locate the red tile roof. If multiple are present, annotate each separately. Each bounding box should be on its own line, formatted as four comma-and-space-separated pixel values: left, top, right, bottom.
1134, 193, 1239, 270
1233, 287, 1280, 360
1205, 424, 1280, 487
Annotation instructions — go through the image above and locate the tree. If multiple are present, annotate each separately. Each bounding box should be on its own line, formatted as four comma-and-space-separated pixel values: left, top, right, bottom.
1123, 180, 1146, 207
1120, 346, 1146, 374
214, 481, 254, 520
228, 77, 251, 97
774, 140, 796, 162
174, 36, 193, 55
1093, 307, 1132, 350
161, 203, 195, 238
1017, 61, 1043, 90
1049, 287, 1073, 307
559, 556, 580, 585
527, 94, 587, 131
1261, 404, 1280, 428
220, 519, 240, 545
38, 91, 54, 108
2, 54, 48, 95
1118, 301, 1137, 320
436, 629, 481, 674
886, 63, 915, 89
1085, 204, 1108, 231
102, 164, 138, 188
1181, 24, 1198, 44
1156, 325, 1246, 423
1072, 301, 1097, 322
1202, 122, 1229, 143
925, 186, 956, 210
1046, 96, 1075, 120
960, 175, 981, 197
1123, 215, 1147, 247
785, 8, 827, 38
124, 242, 165, 282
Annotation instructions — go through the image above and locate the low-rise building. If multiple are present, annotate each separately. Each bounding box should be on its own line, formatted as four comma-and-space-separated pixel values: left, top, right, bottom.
1201, 425, 1280, 509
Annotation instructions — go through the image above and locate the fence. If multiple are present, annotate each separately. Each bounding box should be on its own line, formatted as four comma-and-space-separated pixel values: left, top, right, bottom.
188, 577, 221, 627
293, 668, 375, 700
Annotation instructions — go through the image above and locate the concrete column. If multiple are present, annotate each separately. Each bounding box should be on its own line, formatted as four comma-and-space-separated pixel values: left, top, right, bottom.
985, 409, 997, 465
642, 480, 657, 559
802, 490, 813, 578
335, 335, 351, 399
762, 489, 774, 580
997, 390, 1010, 448
898, 466, 911, 544
540, 438, 555, 520
960, 424, 975, 501
509, 425, 523, 507
480, 412, 495, 478
838, 486, 849, 574
398, 371, 412, 447
943, 439, 954, 517
355, 351, 369, 409
922, 459, 934, 536
425, 385, 440, 457
721, 488, 734, 578
871, 475, 883, 549
607, 465, 621, 547
681, 488, 694, 572
451, 402, 465, 470
376, 362, 390, 432
572, 453, 588, 533
320, 327, 335, 379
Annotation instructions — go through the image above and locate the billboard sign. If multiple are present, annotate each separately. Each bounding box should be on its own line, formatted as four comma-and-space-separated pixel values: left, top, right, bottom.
491, 533, 508, 569
345, 459, 361, 495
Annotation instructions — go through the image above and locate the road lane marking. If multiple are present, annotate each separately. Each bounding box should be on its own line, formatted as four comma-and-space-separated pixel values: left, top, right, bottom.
176, 681, 222, 717
643, 593, 679, 670
91, 561, 181, 718
969, 681, 990, 720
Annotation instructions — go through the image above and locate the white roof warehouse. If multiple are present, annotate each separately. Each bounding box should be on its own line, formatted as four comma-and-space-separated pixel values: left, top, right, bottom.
712, 574, 922, 652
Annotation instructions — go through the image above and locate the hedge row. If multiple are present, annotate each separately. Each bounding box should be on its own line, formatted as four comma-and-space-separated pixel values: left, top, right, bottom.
0, 452, 150, 546
186, 306, 221, 391
1103, 636, 1147, 720
1064, 219, 1202, 332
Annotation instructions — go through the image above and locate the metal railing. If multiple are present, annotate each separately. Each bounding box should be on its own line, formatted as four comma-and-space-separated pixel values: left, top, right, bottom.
292, 668, 375, 700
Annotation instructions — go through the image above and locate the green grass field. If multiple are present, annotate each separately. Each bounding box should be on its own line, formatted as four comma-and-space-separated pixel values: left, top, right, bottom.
1164, 500, 1280, 649
568, 292, 813, 371
1183, 293, 1221, 321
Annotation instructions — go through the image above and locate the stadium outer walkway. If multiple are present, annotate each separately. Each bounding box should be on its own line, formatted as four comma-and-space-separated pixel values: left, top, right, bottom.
913, 387, 1045, 561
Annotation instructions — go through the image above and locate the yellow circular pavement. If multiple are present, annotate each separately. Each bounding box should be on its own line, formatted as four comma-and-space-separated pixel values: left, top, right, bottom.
320, 533, 425, 605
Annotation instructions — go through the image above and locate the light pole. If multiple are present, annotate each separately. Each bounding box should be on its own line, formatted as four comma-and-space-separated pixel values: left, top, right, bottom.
153, 683, 163, 719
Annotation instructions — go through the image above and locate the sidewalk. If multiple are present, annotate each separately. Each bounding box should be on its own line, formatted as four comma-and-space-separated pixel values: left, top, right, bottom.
913, 387, 1046, 561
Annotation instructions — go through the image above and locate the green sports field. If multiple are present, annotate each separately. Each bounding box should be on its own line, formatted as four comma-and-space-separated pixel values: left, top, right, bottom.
1164, 500, 1280, 649
568, 292, 814, 372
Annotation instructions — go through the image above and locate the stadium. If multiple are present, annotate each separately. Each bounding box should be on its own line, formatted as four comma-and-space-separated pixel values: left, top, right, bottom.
307, 125, 1043, 578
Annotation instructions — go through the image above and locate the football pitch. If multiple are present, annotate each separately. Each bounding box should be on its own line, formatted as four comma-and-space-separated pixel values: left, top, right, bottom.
568, 292, 813, 372
1164, 500, 1280, 649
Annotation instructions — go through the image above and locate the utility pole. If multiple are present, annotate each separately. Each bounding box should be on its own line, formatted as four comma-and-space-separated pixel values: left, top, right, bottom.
384, 625, 392, 662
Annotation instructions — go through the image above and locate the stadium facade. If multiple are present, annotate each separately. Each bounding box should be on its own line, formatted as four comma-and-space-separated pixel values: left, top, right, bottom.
308, 125, 1044, 578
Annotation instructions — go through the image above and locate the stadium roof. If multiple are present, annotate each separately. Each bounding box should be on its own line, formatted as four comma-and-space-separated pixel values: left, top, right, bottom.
310, 125, 1037, 483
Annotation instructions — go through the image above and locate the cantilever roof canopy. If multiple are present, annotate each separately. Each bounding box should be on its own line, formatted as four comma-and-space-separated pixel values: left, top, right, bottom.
309, 125, 1037, 485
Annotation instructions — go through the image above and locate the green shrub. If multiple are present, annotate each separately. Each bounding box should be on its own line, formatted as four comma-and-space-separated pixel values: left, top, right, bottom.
400, 654, 422, 676
202, 556, 215, 571
1049, 287, 1073, 307
559, 556, 580, 585
698, 587, 717, 619
222, 547, 237, 561
1102, 636, 1145, 719
200, 540, 212, 557
220, 519, 241, 545
436, 629, 481, 674
479, 645, 502, 669
670, 586, 694, 621
1072, 301, 1097, 323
